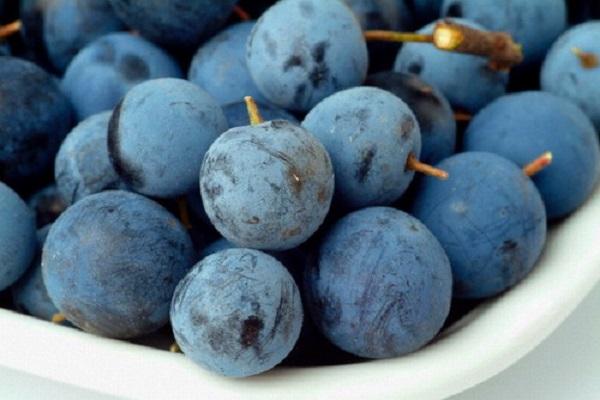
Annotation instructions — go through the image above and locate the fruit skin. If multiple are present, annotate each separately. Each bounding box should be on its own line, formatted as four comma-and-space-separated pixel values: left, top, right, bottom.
61, 32, 183, 121
42, 190, 195, 338
200, 120, 334, 251
108, 78, 227, 198
410, 152, 547, 299
302, 86, 421, 210
43, 0, 125, 72
441, 0, 567, 65
11, 225, 59, 321
541, 22, 600, 131
304, 207, 452, 358
394, 18, 509, 113
464, 91, 600, 220
246, 0, 369, 112
55, 111, 125, 205
108, 0, 237, 50
0, 56, 74, 188
188, 22, 268, 106
365, 71, 456, 165
223, 100, 299, 129
170, 248, 303, 377
0, 183, 37, 291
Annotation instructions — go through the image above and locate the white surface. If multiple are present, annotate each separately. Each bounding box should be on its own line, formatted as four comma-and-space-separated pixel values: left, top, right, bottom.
449, 281, 600, 399
0, 184, 599, 400
1, 281, 599, 400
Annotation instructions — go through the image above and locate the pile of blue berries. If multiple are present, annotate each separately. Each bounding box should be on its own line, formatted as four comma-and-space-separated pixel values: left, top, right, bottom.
1, 0, 599, 379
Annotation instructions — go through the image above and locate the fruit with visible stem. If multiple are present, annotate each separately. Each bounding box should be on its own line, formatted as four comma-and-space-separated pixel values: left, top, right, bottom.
463, 91, 600, 219
302, 86, 447, 211
200, 96, 335, 251
409, 152, 547, 299
541, 22, 600, 131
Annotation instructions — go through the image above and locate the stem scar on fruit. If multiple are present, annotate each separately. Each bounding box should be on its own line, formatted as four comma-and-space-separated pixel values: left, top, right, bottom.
364, 20, 524, 71
523, 152, 553, 177
0, 20, 21, 40
571, 47, 599, 69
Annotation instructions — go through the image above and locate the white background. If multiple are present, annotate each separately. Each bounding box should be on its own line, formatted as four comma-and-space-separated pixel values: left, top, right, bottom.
1, 282, 599, 400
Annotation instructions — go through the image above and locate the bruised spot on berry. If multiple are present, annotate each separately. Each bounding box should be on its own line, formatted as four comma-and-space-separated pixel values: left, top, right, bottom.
240, 315, 264, 347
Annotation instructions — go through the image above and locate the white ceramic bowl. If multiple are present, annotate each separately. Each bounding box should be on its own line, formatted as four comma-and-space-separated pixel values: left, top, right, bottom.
1, 185, 600, 400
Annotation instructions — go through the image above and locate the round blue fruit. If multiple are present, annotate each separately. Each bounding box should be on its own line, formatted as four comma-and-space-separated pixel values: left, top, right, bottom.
171, 248, 303, 377
246, 0, 369, 111
304, 207, 452, 358
223, 100, 299, 129
108, 0, 237, 50
463, 91, 600, 219
43, 0, 125, 72
541, 21, 600, 130
108, 78, 227, 198
0, 183, 37, 291
0, 56, 73, 187
61, 32, 183, 120
394, 18, 509, 113
11, 225, 59, 321
200, 120, 334, 251
42, 190, 195, 338
441, 0, 567, 65
365, 71, 456, 165
302, 86, 420, 210
410, 152, 547, 299
55, 111, 125, 205
188, 22, 267, 106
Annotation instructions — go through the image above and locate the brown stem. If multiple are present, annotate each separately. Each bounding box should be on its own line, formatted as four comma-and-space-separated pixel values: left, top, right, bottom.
454, 111, 472, 122
169, 342, 181, 353
245, 96, 264, 125
176, 197, 192, 230
433, 20, 523, 71
523, 152, 553, 177
51, 313, 66, 324
364, 30, 434, 43
406, 153, 449, 180
233, 5, 251, 21
0, 20, 21, 40
571, 47, 599, 69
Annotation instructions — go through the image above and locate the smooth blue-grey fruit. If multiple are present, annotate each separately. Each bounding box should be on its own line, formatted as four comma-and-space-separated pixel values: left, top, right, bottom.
302, 86, 421, 210
463, 91, 600, 219
304, 207, 453, 358
200, 120, 334, 251
246, 0, 369, 111
541, 21, 600, 131
170, 248, 303, 377
42, 190, 195, 338
108, 78, 228, 198
410, 152, 547, 299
